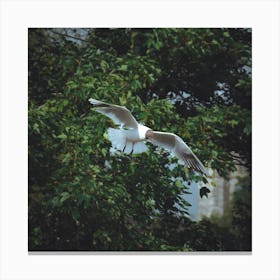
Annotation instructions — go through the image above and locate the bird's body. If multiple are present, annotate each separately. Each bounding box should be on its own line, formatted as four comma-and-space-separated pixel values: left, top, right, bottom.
89, 98, 209, 176
123, 123, 150, 142
107, 123, 150, 154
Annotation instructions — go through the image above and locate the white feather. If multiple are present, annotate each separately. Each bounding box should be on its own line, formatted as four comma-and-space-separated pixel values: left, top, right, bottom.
107, 128, 148, 155
133, 141, 148, 154
137, 124, 150, 140
107, 128, 126, 151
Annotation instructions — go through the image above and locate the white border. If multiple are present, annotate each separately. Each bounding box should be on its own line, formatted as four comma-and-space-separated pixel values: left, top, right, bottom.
1, 0, 279, 279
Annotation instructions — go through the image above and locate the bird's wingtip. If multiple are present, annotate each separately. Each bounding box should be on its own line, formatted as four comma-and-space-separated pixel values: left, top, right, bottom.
200, 166, 211, 177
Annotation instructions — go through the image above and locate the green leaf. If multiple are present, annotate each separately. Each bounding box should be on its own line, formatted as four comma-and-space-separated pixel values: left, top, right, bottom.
223, 31, 230, 38
211, 181, 216, 187
101, 148, 107, 156
175, 180, 183, 189
243, 124, 251, 135
60, 192, 71, 203
119, 65, 128, 71
212, 39, 219, 45
57, 133, 67, 140
33, 123, 40, 133
100, 60, 108, 71
71, 208, 80, 221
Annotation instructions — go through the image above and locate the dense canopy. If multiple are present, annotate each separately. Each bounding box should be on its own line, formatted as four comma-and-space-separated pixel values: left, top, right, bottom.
29, 28, 251, 251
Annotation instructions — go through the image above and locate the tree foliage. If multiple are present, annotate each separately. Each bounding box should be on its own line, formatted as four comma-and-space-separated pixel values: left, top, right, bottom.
28, 28, 251, 251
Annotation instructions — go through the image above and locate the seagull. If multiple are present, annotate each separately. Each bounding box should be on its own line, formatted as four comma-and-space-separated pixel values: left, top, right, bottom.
88, 98, 209, 176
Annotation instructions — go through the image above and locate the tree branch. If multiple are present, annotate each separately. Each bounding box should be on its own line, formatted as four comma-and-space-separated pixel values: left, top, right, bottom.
48, 29, 91, 44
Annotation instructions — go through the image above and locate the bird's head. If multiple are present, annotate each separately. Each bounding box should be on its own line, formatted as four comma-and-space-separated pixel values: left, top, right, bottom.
137, 124, 152, 140
145, 129, 154, 140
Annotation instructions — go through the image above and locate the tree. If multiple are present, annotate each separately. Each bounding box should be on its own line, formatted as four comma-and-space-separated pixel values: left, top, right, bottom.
28, 28, 251, 251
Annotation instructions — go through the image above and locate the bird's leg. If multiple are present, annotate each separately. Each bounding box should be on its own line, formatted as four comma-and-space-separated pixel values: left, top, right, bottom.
130, 142, 135, 155
122, 141, 127, 153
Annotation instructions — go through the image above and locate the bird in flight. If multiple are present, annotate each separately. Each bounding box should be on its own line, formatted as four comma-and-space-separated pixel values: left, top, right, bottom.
89, 98, 209, 176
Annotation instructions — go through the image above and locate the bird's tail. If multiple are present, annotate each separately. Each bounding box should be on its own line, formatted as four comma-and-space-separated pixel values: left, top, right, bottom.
107, 128, 126, 151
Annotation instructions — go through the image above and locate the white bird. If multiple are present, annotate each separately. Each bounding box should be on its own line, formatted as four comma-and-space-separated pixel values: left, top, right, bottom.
88, 98, 209, 176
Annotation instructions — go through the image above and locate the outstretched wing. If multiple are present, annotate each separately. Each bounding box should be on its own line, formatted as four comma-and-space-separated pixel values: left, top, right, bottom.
146, 131, 209, 176
88, 98, 138, 128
